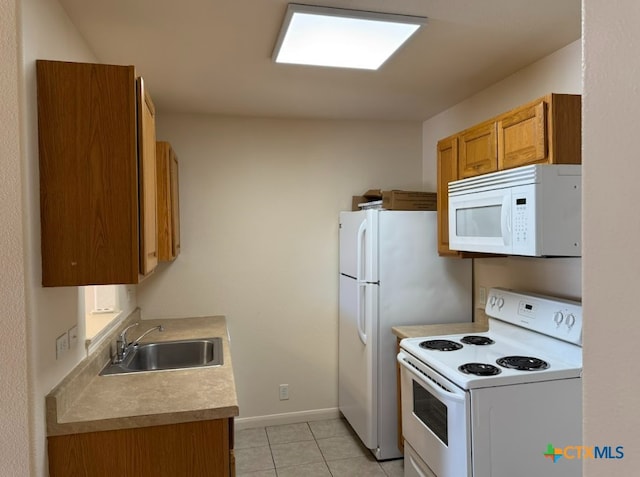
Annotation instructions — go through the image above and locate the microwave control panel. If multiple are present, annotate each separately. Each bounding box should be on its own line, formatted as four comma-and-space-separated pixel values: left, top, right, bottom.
511, 188, 535, 252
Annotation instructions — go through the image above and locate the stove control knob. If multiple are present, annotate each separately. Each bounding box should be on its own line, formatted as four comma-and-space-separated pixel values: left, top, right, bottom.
489, 296, 497, 308
565, 314, 576, 330
553, 311, 564, 327
497, 297, 505, 309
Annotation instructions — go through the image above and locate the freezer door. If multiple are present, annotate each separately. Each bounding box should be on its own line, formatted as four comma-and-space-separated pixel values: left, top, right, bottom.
339, 210, 378, 282
338, 274, 378, 449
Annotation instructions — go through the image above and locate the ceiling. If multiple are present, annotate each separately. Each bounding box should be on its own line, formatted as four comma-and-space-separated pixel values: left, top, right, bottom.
57, 0, 581, 121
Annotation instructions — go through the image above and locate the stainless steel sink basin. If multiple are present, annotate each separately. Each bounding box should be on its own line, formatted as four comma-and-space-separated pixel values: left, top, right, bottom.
100, 337, 223, 375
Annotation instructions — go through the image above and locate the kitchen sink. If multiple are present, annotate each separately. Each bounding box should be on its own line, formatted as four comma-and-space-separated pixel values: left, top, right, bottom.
100, 337, 223, 375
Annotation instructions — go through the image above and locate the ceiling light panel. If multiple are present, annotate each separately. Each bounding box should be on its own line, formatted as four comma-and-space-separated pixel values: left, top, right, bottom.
273, 4, 427, 70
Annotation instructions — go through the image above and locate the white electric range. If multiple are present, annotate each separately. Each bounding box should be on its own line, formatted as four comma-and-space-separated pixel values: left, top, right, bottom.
398, 288, 583, 477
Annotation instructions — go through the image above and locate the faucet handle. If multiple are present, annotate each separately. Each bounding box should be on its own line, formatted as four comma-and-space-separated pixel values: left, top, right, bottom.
120, 322, 140, 344
113, 323, 140, 364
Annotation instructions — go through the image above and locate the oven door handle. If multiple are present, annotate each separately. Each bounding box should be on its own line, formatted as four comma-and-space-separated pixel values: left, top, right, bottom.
398, 352, 466, 403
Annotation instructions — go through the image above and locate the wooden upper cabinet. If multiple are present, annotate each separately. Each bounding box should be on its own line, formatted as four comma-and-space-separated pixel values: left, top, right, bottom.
497, 94, 581, 170
435, 93, 581, 257
437, 136, 459, 257
36, 60, 158, 286
156, 141, 181, 262
458, 121, 498, 179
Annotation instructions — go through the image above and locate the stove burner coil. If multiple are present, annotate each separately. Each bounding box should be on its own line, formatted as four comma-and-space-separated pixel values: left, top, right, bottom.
419, 339, 463, 351
496, 356, 549, 371
458, 363, 501, 376
460, 335, 495, 346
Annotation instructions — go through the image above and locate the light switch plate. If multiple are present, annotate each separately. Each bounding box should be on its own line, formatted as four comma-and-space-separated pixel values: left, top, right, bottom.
68, 325, 78, 348
479, 286, 487, 306
56, 332, 69, 359
279, 384, 289, 400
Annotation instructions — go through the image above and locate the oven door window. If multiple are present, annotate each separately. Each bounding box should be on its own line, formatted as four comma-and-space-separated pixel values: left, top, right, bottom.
413, 380, 448, 445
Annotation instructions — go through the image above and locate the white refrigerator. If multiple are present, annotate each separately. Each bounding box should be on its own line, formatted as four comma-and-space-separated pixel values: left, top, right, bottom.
338, 209, 472, 460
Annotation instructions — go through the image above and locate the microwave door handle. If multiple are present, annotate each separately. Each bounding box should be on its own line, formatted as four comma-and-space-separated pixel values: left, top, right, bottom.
398, 353, 465, 403
501, 195, 512, 244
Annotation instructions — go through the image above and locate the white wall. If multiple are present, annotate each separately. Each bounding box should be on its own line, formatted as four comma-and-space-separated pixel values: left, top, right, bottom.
0, 0, 31, 474
422, 39, 583, 307
138, 115, 423, 420
583, 0, 640, 473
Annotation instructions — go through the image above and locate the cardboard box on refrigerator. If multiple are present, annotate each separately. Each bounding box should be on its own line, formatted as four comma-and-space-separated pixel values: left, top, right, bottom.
351, 196, 368, 211
381, 190, 437, 211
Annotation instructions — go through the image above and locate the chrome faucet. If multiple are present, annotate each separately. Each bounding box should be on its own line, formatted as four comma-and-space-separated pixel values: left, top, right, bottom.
114, 323, 164, 363
131, 325, 164, 347
115, 322, 139, 363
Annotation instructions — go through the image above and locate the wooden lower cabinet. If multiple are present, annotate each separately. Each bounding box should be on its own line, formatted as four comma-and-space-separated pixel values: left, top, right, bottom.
48, 418, 234, 477
396, 339, 404, 453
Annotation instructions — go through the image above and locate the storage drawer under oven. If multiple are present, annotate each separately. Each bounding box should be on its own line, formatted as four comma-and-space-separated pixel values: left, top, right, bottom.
404, 441, 437, 477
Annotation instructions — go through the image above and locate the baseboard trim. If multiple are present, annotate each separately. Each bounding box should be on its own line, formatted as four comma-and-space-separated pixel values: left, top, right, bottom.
234, 408, 341, 430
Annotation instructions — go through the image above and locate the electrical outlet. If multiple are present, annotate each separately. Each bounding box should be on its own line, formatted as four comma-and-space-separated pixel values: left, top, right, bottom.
56, 332, 69, 359
68, 325, 78, 348
478, 286, 487, 306
279, 384, 289, 401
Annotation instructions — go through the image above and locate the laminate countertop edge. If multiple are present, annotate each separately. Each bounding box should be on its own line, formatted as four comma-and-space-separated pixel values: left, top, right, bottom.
392, 321, 489, 340
46, 312, 239, 437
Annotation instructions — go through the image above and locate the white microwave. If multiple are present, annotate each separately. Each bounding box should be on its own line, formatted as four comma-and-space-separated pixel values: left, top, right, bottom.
448, 164, 581, 256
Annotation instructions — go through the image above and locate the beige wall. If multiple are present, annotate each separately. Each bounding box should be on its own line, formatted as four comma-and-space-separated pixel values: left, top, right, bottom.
0, 0, 31, 474
422, 40, 583, 308
18, 0, 135, 474
583, 0, 640, 473
138, 115, 422, 422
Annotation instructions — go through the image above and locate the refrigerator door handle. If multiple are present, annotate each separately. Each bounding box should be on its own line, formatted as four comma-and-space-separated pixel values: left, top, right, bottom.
356, 282, 367, 345
356, 218, 367, 282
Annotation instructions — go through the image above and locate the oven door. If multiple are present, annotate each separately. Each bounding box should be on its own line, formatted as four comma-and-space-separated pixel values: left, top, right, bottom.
398, 351, 471, 477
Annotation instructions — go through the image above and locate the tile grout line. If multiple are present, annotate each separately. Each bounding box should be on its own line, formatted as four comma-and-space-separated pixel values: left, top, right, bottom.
264, 424, 277, 475
309, 421, 336, 477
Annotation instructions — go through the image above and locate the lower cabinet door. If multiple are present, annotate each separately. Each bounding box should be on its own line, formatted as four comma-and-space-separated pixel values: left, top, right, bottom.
48, 419, 231, 477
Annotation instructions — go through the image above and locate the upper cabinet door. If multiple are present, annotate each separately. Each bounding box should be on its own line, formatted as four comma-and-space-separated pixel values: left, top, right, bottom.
458, 121, 497, 179
169, 150, 181, 258
37, 60, 147, 286
497, 100, 547, 170
137, 77, 158, 276
156, 141, 181, 262
437, 136, 459, 257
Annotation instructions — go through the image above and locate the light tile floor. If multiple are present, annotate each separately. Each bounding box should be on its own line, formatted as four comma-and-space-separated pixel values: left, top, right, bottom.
235, 418, 404, 477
